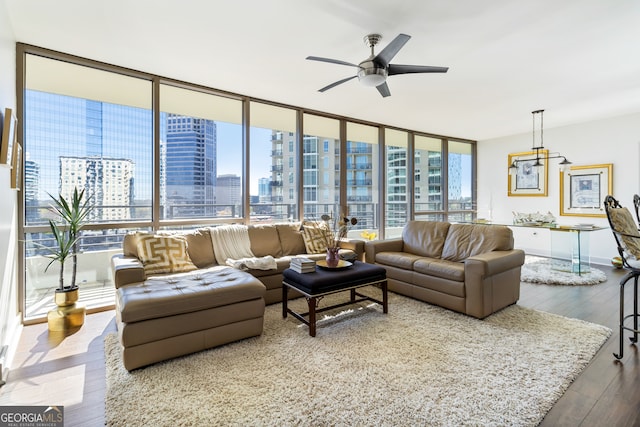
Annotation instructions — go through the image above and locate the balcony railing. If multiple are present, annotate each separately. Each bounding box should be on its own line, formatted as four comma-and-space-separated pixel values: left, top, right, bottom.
349, 179, 372, 186
346, 146, 372, 154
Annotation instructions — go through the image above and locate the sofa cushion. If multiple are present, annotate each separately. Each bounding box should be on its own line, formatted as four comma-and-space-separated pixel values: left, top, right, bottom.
441, 224, 513, 262
157, 228, 217, 268
276, 223, 307, 256
374, 251, 423, 270
402, 221, 450, 258
414, 258, 465, 282
183, 228, 217, 268
123, 231, 149, 258
136, 234, 198, 275
301, 222, 330, 254
248, 224, 283, 258
117, 266, 265, 323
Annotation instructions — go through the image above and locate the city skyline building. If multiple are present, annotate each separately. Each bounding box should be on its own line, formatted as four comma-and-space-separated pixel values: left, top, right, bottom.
59, 156, 134, 221
164, 114, 217, 218
216, 174, 241, 217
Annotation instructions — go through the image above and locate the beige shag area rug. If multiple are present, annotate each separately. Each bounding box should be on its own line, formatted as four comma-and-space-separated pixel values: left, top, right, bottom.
105, 292, 611, 426
521, 255, 607, 285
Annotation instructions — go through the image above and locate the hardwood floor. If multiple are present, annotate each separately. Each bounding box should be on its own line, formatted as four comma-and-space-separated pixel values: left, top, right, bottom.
0, 264, 639, 426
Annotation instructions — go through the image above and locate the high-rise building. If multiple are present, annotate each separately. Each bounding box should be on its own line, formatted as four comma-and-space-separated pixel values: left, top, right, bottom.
216, 174, 241, 216
23, 159, 39, 203
447, 153, 462, 200
164, 114, 216, 217
258, 177, 270, 203
59, 156, 134, 221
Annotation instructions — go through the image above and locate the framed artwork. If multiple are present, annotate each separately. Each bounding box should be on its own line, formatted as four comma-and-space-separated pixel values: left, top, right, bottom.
507, 150, 549, 196
560, 163, 612, 217
11, 142, 22, 190
1, 107, 17, 165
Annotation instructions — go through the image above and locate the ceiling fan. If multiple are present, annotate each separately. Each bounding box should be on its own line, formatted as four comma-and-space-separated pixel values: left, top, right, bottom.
306, 33, 449, 98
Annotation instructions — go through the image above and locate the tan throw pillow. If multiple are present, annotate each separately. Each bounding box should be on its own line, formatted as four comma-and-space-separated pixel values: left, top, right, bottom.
276, 223, 307, 255
136, 234, 198, 275
122, 231, 152, 258
609, 208, 640, 259
301, 223, 330, 254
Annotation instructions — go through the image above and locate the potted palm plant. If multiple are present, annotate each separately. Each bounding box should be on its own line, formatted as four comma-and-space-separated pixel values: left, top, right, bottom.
46, 187, 93, 291
40, 187, 93, 331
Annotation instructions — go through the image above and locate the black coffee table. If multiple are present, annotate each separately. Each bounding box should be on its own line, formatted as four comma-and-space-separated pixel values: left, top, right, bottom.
282, 261, 387, 337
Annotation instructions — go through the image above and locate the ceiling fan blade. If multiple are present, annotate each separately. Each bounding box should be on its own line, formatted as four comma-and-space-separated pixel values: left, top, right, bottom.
388, 64, 449, 75
306, 56, 359, 68
376, 82, 391, 98
374, 33, 411, 67
318, 75, 358, 92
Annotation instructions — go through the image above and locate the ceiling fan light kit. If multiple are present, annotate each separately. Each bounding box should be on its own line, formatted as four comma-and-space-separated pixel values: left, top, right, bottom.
357, 63, 387, 87
306, 33, 448, 97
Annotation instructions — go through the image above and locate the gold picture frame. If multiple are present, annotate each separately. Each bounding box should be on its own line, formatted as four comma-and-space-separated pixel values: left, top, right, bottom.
11, 142, 22, 190
507, 150, 549, 196
560, 163, 612, 217
1, 107, 17, 165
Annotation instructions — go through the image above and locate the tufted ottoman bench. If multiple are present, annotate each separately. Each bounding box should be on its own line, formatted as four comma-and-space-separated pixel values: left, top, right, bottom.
116, 266, 266, 370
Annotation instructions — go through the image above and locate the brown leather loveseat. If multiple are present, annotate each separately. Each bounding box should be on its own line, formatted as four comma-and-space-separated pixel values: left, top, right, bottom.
364, 220, 524, 319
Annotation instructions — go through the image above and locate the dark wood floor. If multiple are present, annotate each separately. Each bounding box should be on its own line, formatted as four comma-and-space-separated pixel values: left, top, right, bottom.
0, 265, 638, 426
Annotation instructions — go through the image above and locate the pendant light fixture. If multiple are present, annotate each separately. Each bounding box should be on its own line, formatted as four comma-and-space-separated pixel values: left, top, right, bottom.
509, 110, 571, 175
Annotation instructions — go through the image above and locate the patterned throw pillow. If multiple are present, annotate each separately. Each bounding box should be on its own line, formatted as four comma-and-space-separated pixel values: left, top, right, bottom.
136, 234, 198, 275
609, 208, 640, 259
301, 222, 330, 254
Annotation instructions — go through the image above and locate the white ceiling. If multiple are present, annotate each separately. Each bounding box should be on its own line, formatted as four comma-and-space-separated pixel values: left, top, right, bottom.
4, 0, 640, 141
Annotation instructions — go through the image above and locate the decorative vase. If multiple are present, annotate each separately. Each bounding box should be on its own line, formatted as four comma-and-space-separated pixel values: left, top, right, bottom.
48, 287, 86, 332
326, 247, 340, 268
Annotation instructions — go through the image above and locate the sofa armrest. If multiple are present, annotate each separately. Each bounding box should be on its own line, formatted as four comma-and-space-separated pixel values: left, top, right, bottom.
338, 239, 365, 261
464, 249, 525, 318
465, 249, 525, 276
111, 254, 146, 289
364, 238, 404, 264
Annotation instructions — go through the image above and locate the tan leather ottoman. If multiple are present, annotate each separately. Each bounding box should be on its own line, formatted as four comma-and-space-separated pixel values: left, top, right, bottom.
116, 266, 266, 370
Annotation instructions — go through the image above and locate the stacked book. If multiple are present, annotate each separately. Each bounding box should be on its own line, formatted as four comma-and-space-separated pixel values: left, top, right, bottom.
290, 257, 316, 273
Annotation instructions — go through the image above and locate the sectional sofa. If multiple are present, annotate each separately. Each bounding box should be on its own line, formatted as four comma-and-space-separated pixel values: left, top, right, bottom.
111, 223, 363, 370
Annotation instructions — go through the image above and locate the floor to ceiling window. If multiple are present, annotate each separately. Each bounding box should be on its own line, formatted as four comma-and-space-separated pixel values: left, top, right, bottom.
249, 102, 297, 223
22, 53, 153, 319
302, 114, 340, 220
384, 128, 409, 238
159, 84, 243, 220
446, 140, 474, 222
414, 135, 444, 221
346, 122, 379, 234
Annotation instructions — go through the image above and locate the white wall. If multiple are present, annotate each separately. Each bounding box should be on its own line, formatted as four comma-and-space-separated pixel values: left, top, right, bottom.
0, 1, 19, 379
478, 112, 640, 265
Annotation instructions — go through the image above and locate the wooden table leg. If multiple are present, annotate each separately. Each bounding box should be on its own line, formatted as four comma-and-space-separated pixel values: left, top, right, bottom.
308, 296, 317, 337
382, 281, 388, 314
282, 283, 288, 318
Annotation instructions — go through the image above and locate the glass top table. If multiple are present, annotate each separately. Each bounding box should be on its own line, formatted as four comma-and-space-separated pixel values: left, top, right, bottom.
460, 221, 607, 275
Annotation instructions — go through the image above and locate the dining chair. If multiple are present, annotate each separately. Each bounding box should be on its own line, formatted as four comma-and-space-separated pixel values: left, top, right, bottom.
604, 195, 640, 359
